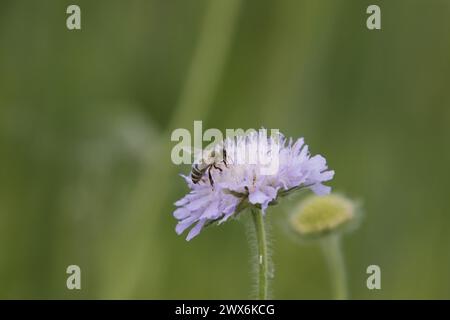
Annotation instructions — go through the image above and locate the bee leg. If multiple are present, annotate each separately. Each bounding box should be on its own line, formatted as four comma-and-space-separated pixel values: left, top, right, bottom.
223, 149, 228, 168
213, 165, 222, 172
208, 167, 214, 187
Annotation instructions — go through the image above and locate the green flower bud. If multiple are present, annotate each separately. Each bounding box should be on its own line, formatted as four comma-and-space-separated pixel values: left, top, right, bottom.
290, 194, 357, 238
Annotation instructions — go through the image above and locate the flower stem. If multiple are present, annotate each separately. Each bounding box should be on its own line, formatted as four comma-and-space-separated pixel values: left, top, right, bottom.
321, 235, 348, 300
251, 208, 269, 300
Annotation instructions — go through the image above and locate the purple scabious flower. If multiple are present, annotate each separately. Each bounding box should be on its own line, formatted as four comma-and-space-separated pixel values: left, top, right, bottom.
173, 130, 334, 240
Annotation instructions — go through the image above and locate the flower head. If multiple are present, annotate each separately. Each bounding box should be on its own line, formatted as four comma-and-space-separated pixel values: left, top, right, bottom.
289, 194, 357, 238
173, 130, 334, 240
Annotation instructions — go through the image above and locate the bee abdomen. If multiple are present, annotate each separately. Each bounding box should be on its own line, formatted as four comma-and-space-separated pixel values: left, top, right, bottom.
191, 165, 204, 183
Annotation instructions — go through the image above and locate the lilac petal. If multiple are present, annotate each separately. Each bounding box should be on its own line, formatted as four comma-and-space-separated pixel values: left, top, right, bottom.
261, 185, 278, 200
186, 220, 207, 241
218, 211, 234, 224
218, 203, 240, 224
248, 190, 271, 205
180, 174, 190, 181
260, 203, 269, 214
309, 154, 326, 168
175, 216, 197, 235
173, 208, 190, 219
201, 200, 220, 219
174, 197, 189, 206
310, 183, 331, 195
176, 190, 206, 206
292, 138, 304, 155
299, 144, 309, 159
320, 170, 335, 181
185, 196, 210, 211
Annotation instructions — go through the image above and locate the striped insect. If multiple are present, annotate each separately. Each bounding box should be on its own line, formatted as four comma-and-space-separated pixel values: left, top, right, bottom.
191, 146, 228, 187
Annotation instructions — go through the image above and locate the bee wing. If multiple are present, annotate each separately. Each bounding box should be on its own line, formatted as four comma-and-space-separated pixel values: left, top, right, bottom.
176, 146, 200, 164
188, 146, 206, 164
181, 145, 222, 165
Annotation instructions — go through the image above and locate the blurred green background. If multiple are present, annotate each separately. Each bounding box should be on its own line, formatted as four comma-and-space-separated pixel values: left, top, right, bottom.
1, 0, 449, 299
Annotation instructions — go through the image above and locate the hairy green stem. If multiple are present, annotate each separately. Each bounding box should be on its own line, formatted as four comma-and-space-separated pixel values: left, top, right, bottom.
251, 208, 269, 300
321, 235, 348, 300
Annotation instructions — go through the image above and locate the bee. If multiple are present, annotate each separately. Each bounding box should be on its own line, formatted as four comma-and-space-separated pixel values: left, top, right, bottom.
191, 146, 228, 187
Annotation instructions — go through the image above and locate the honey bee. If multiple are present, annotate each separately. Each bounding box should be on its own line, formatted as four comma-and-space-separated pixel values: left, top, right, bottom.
191, 146, 228, 187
